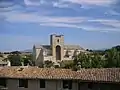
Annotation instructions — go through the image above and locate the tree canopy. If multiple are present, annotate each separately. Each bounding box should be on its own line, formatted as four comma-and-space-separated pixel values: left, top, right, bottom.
72, 45, 120, 70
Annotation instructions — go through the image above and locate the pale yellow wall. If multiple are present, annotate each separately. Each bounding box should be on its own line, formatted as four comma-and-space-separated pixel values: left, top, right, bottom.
51, 35, 64, 61
44, 56, 54, 62
7, 79, 39, 90
43, 49, 85, 61
7, 79, 79, 90
35, 49, 41, 60
35, 48, 44, 67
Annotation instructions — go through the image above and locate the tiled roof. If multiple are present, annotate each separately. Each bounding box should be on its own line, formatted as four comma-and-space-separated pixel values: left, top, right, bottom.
34, 45, 51, 50
76, 68, 120, 82
0, 67, 120, 83
34, 44, 85, 50
64, 45, 85, 50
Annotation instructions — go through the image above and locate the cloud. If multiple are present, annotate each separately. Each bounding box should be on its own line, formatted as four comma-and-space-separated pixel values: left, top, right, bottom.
39, 22, 120, 33
23, 0, 115, 7
1, 9, 120, 33
24, 0, 41, 6
2, 12, 87, 23
60, 0, 115, 6
40, 23, 82, 28
105, 10, 120, 16
52, 2, 69, 8
0, 1, 14, 8
112, 0, 120, 13
90, 19, 120, 28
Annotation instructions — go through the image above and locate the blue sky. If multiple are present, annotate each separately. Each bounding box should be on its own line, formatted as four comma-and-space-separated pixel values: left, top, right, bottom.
0, 0, 120, 51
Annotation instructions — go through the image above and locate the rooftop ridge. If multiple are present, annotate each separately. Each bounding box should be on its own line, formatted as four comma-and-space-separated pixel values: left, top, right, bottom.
0, 66, 120, 82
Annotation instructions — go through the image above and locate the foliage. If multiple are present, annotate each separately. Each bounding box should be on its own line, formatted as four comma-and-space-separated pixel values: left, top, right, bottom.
60, 60, 73, 69
72, 45, 120, 70
72, 53, 104, 69
10, 51, 21, 54
105, 48, 120, 68
44, 60, 54, 68
7, 53, 34, 66
7, 54, 21, 66
21, 54, 34, 66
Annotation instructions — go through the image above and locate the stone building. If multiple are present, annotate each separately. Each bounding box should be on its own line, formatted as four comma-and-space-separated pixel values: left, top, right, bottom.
0, 66, 120, 90
33, 34, 87, 66
0, 57, 11, 67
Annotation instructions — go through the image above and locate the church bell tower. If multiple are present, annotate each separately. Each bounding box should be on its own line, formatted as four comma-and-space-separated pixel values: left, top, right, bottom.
50, 34, 64, 62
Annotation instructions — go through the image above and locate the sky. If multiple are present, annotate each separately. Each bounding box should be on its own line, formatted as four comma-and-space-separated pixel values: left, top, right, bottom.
0, 0, 120, 51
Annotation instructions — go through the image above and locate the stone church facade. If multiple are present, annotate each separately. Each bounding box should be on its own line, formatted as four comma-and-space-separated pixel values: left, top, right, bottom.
33, 34, 87, 66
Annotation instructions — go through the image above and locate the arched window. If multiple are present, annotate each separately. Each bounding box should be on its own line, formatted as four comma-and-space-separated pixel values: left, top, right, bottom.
56, 45, 61, 60
57, 39, 59, 43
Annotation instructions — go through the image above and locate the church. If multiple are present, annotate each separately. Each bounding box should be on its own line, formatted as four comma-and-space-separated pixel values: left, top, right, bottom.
33, 34, 87, 66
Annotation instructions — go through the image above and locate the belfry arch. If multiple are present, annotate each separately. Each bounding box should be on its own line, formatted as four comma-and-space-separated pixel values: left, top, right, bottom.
56, 45, 61, 60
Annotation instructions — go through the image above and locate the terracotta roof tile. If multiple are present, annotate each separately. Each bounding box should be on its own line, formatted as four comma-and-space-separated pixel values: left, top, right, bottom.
0, 67, 120, 83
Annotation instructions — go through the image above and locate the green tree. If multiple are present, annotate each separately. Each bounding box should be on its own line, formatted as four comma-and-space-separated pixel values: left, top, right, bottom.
73, 52, 106, 70
21, 54, 34, 66
91, 53, 105, 68
44, 61, 54, 68
105, 48, 120, 68
7, 54, 21, 66
73, 53, 91, 70
60, 60, 73, 69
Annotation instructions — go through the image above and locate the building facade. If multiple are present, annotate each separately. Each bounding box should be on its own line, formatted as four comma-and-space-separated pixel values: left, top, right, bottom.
0, 67, 120, 90
33, 34, 87, 66
0, 57, 11, 67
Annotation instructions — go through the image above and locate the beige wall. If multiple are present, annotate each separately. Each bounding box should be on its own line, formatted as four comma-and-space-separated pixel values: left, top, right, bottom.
7, 79, 79, 90
51, 35, 64, 61
35, 48, 44, 67
7, 79, 118, 90
44, 56, 53, 62
43, 49, 86, 62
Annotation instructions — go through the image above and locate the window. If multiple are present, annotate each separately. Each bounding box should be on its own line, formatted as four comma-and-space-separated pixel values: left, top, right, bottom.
19, 79, 28, 88
88, 83, 93, 89
0, 78, 7, 87
57, 39, 59, 43
63, 80, 72, 89
40, 79, 45, 88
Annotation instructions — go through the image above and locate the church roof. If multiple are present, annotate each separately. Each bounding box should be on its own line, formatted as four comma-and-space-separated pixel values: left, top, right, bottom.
34, 44, 85, 50
64, 45, 85, 50
34, 45, 51, 50
0, 66, 120, 83
42, 45, 51, 50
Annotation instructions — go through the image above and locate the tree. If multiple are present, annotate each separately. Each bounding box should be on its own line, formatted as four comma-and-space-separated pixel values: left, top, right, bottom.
72, 45, 120, 70
73, 53, 91, 70
60, 60, 73, 69
44, 61, 54, 68
105, 48, 120, 68
91, 53, 105, 68
73, 52, 106, 70
21, 54, 34, 66
10, 51, 21, 54
7, 54, 21, 66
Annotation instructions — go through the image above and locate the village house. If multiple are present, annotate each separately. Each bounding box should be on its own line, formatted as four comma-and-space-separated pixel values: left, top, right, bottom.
0, 57, 11, 67
0, 66, 120, 90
